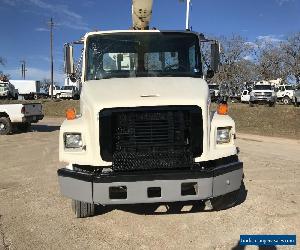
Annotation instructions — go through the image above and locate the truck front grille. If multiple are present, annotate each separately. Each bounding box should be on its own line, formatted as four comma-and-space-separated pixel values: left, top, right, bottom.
99, 106, 203, 171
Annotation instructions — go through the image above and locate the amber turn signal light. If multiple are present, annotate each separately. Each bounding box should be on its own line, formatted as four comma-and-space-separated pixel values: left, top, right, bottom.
66, 108, 76, 120
217, 103, 228, 115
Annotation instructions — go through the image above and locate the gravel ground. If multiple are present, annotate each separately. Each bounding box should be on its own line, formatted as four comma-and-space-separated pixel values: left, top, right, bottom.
0, 117, 299, 250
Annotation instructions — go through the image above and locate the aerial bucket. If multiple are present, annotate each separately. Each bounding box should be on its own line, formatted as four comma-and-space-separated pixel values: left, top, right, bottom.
132, 0, 154, 30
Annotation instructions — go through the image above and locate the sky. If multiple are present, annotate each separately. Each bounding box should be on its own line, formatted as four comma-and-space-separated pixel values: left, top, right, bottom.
0, 0, 299, 84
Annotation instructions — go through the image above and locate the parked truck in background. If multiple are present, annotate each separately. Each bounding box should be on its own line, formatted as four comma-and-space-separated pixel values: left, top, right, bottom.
10, 80, 47, 100
208, 84, 220, 102
276, 84, 295, 105
0, 103, 44, 135
49, 85, 80, 99
57, 0, 244, 218
293, 88, 300, 107
0, 80, 18, 100
241, 90, 250, 103
249, 83, 276, 107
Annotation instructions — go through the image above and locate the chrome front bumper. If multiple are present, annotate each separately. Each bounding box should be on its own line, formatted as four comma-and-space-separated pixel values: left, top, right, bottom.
250, 95, 276, 103
57, 157, 243, 205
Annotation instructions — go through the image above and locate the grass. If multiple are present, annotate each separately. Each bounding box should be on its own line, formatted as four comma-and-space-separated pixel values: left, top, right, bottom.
1, 99, 299, 139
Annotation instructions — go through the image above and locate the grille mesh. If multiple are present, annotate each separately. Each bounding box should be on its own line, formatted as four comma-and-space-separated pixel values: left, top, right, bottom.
112, 110, 193, 171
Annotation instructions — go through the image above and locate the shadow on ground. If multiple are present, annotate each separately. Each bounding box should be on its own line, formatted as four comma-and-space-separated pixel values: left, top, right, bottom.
31, 124, 60, 133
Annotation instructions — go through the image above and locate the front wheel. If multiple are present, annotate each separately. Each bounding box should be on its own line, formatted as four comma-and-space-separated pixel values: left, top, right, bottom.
294, 98, 299, 107
0, 117, 12, 135
71, 200, 96, 218
282, 96, 291, 105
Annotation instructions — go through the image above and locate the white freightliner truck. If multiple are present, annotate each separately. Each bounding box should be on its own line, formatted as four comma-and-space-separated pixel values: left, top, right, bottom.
57, 0, 244, 218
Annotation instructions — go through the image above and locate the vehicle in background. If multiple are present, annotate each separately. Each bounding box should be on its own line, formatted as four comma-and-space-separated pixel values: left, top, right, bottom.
241, 90, 250, 103
49, 85, 80, 100
228, 94, 241, 103
0, 80, 19, 100
10, 80, 47, 100
0, 103, 44, 135
275, 85, 295, 105
249, 83, 276, 107
59, 86, 80, 100
49, 85, 61, 98
208, 84, 220, 102
293, 89, 300, 107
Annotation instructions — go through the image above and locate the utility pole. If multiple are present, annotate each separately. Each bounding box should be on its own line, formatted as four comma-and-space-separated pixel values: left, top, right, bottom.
185, 0, 191, 30
20, 60, 27, 79
49, 17, 54, 99
179, 0, 191, 30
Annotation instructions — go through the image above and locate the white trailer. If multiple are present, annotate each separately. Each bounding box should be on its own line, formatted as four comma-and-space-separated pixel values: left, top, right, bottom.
10, 80, 48, 100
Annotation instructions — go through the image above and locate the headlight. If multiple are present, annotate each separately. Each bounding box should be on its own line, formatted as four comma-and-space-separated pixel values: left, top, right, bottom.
64, 133, 82, 148
216, 127, 231, 144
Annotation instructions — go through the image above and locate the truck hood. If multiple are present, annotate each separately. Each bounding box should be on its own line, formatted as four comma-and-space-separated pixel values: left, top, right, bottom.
81, 77, 209, 111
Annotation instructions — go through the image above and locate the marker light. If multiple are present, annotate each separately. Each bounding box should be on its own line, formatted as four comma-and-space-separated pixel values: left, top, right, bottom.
217, 103, 228, 115
66, 108, 76, 120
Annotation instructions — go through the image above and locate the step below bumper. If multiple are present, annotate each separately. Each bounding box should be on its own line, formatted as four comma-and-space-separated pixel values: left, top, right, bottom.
57, 160, 243, 205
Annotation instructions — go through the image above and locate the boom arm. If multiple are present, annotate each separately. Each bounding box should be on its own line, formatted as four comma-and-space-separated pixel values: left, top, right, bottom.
132, 0, 153, 30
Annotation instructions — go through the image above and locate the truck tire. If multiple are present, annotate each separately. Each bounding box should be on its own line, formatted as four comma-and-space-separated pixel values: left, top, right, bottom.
0, 117, 12, 135
282, 96, 291, 105
211, 181, 245, 211
71, 200, 95, 218
294, 98, 299, 107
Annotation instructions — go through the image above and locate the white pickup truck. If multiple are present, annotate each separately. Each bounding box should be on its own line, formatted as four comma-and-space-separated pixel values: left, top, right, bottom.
0, 103, 44, 135
49, 85, 80, 100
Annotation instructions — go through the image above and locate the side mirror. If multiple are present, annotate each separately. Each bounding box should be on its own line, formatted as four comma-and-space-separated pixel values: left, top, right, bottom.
64, 43, 74, 75
211, 42, 220, 73
206, 69, 214, 79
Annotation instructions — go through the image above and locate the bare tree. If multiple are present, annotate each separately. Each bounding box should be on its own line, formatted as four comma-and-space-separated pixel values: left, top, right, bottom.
255, 40, 286, 81
41, 78, 59, 92
205, 35, 256, 96
281, 32, 300, 84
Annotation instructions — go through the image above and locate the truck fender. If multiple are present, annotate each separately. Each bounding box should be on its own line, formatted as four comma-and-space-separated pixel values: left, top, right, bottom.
0, 111, 9, 118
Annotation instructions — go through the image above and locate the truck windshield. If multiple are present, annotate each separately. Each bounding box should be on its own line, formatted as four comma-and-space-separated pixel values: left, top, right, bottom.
285, 86, 294, 90
253, 85, 272, 90
86, 32, 203, 80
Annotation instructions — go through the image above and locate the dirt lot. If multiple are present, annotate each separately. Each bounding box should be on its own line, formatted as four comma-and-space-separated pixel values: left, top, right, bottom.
0, 117, 299, 250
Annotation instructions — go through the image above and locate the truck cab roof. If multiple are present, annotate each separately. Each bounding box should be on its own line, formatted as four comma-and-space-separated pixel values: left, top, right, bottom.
84, 30, 202, 40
